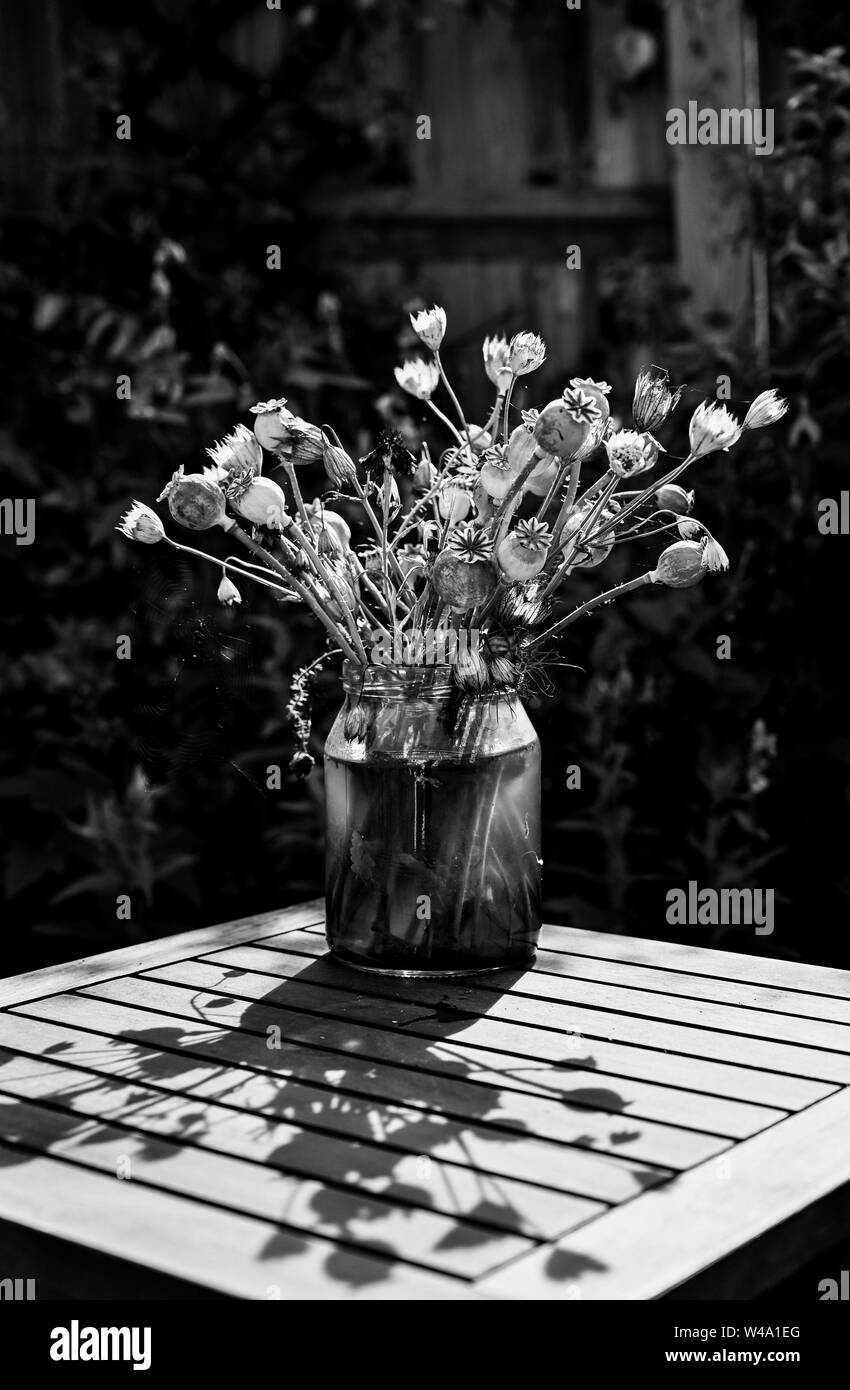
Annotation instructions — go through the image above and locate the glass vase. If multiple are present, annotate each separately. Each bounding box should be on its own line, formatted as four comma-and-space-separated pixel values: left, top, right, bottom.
324, 661, 542, 976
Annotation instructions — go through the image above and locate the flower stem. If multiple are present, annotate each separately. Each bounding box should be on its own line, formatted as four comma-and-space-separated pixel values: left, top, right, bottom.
500, 376, 516, 445
435, 350, 472, 450
529, 572, 654, 648
425, 397, 465, 446
228, 523, 359, 662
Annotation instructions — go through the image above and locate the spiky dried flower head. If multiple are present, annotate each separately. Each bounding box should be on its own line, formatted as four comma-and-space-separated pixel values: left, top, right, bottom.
394, 358, 441, 400
409, 305, 447, 351
688, 401, 743, 459
508, 332, 547, 376
116, 501, 165, 544
206, 423, 263, 482
482, 335, 513, 391
604, 428, 662, 478
743, 389, 789, 431
633, 365, 685, 433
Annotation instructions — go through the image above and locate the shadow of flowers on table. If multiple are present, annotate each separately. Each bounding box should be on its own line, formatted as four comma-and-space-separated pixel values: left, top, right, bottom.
0, 950, 677, 1293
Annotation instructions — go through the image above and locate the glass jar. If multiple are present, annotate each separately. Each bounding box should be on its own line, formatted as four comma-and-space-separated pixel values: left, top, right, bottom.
324, 661, 541, 976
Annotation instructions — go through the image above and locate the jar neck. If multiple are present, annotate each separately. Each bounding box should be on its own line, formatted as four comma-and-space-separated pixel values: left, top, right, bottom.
343, 660, 458, 703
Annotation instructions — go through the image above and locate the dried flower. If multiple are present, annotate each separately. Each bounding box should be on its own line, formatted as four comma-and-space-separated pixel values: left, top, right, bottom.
496, 518, 552, 581
676, 519, 729, 573
378, 473, 401, 519
604, 428, 662, 478
437, 479, 473, 523
701, 535, 729, 572
649, 540, 706, 589
343, 701, 369, 741
534, 396, 597, 460
743, 389, 789, 431
482, 335, 513, 391
655, 483, 694, 515
562, 387, 602, 428
409, 305, 447, 351
280, 415, 325, 466
360, 429, 416, 478
396, 542, 428, 579
206, 423, 263, 481
320, 430, 357, 489
514, 517, 552, 552
446, 522, 495, 564
158, 469, 230, 531
317, 526, 343, 559
249, 399, 290, 451
217, 574, 242, 606
305, 500, 351, 551
633, 365, 685, 432
432, 550, 495, 611
688, 402, 742, 459
508, 332, 547, 377
505, 424, 538, 475
228, 475, 290, 530
413, 450, 437, 492
467, 424, 492, 453
560, 502, 617, 569
497, 581, 547, 629
454, 644, 490, 693
394, 358, 441, 400
479, 451, 515, 500
525, 452, 559, 498
116, 501, 165, 545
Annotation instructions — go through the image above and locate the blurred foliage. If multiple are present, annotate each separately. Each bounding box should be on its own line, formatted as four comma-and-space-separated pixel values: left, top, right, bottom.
1, 2, 849, 972
550, 42, 850, 963
0, 0, 393, 971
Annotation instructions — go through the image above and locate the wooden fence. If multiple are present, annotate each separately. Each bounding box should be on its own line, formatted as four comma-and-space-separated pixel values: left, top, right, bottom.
1, 0, 769, 400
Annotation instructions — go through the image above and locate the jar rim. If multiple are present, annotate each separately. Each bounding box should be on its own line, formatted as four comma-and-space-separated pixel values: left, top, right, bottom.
343, 660, 456, 699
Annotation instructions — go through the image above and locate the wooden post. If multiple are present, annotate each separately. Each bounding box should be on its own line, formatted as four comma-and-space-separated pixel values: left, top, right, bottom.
665, 0, 755, 338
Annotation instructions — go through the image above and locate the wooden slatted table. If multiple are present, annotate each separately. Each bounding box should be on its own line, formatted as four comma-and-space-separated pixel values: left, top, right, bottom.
1, 899, 849, 1300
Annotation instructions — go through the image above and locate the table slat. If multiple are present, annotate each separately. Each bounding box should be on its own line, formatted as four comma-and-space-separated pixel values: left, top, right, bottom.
77, 974, 836, 1111
0, 1086, 536, 1279
210, 942, 850, 1055
0, 1013, 729, 1171
0, 1146, 483, 1300
479, 1087, 850, 1300
142, 958, 850, 1087
13, 993, 788, 1139
288, 927, 850, 1024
